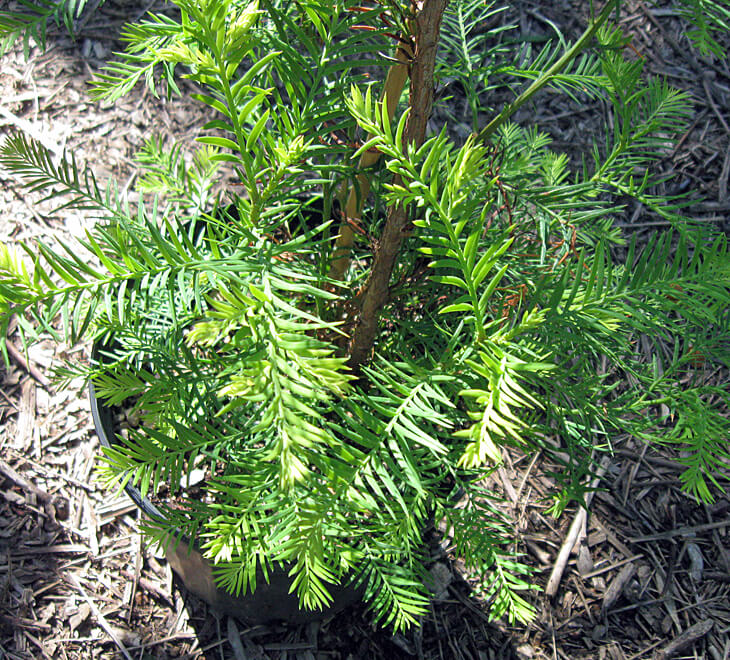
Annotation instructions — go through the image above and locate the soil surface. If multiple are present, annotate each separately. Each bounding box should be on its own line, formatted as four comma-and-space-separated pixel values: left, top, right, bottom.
1, 1, 729, 659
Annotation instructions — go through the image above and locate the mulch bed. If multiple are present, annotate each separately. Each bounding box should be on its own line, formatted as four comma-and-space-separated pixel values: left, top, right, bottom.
1, 0, 728, 658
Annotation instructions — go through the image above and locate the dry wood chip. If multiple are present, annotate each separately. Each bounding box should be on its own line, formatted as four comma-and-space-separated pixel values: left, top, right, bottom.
427, 562, 452, 599
576, 542, 593, 576
68, 601, 91, 632
686, 542, 704, 582
15, 543, 90, 555
22, 628, 53, 659
227, 617, 251, 660
0, 104, 63, 153
654, 619, 714, 659
592, 515, 634, 558
0, 613, 52, 632
629, 520, 730, 542
95, 497, 138, 526
515, 642, 536, 658
0, 457, 72, 524
106, 623, 142, 648
84, 492, 100, 556
0, 489, 25, 506
120, 569, 174, 607
64, 572, 134, 660
602, 562, 636, 612
525, 539, 552, 565
14, 379, 36, 451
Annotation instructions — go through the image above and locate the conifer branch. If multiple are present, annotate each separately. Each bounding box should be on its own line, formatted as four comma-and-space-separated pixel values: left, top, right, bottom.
476, 0, 618, 143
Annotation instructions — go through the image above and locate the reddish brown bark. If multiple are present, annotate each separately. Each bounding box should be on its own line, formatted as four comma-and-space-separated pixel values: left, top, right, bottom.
347, 0, 448, 371
328, 44, 412, 283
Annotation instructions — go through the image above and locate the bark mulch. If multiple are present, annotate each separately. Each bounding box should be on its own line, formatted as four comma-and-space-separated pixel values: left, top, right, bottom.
1, 0, 728, 658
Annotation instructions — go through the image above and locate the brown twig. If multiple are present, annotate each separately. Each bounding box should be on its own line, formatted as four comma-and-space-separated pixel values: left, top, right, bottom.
545, 455, 611, 598
4, 339, 54, 392
347, 0, 448, 370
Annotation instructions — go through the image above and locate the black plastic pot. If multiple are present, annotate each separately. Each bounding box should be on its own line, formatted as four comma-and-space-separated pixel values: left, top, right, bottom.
89, 346, 363, 624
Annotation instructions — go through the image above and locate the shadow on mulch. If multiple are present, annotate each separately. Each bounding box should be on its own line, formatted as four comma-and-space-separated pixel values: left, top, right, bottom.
175, 571, 520, 660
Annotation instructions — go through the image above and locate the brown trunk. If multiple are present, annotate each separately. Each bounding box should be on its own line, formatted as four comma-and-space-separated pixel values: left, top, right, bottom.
347, 0, 448, 371
328, 44, 412, 282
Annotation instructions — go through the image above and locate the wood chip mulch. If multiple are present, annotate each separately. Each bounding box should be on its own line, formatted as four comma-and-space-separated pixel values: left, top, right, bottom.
1, 0, 729, 658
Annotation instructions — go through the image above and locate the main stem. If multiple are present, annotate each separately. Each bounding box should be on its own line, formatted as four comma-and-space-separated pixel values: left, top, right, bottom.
347, 0, 448, 371
328, 45, 412, 282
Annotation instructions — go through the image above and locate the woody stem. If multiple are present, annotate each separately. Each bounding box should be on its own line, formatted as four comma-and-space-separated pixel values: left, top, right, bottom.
347, 0, 448, 371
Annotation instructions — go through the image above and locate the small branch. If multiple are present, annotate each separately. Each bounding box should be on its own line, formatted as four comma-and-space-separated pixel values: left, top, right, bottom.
475, 0, 618, 144
347, 0, 448, 370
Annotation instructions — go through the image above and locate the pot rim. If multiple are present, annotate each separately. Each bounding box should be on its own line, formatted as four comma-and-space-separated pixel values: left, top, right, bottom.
88, 341, 171, 528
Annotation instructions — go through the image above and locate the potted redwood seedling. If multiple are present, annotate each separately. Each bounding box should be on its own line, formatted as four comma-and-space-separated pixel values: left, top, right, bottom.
1, 0, 729, 630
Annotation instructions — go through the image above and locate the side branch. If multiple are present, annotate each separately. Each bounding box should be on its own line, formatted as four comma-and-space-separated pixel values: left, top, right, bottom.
476, 0, 618, 143
347, 0, 448, 371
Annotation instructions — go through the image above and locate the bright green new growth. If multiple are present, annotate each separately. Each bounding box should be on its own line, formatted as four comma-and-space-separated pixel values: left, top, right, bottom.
1, 0, 729, 631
